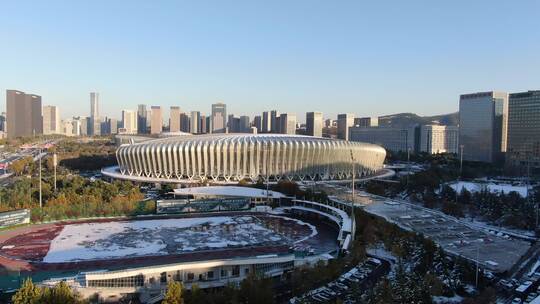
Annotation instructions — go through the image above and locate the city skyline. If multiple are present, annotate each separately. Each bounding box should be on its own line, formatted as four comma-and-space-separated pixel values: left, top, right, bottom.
1, 1, 539, 118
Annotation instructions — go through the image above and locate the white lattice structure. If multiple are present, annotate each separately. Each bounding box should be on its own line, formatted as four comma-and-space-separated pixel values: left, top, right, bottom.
114, 134, 386, 182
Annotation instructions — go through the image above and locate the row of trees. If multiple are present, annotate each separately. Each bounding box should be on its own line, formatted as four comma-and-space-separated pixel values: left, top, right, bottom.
161, 274, 275, 304
1, 138, 153, 222
12, 279, 85, 304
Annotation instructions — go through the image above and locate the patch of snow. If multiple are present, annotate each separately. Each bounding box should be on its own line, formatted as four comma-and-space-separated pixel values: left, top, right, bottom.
449, 181, 529, 197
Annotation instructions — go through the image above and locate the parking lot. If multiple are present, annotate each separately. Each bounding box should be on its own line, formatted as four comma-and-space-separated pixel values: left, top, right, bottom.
290, 256, 389, 303
319, 183, 531, 273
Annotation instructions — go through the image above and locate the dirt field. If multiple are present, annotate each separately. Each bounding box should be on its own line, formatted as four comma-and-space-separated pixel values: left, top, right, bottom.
0, 212, 330, 274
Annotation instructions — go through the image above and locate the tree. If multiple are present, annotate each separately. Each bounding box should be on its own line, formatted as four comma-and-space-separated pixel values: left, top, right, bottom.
40, 281, 83, 304
163, 281, 184, 304
12, 278, 42, 304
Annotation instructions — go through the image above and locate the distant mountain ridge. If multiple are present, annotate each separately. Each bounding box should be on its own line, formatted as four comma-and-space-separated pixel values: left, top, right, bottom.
377, 112, 458, 128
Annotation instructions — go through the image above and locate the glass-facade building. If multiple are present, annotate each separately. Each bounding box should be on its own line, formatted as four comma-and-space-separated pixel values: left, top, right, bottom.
459, 91, 508, 163
507, 90, 540, 172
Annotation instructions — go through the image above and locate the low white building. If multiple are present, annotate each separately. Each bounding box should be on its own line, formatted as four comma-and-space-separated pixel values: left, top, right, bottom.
419, 125, 459, 154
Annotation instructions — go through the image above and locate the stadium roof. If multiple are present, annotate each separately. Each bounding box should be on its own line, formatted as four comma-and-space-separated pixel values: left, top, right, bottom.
173, 186, 287, 199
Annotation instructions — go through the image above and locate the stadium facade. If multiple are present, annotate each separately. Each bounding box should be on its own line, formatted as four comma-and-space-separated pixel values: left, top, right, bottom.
110, 134, 386, 183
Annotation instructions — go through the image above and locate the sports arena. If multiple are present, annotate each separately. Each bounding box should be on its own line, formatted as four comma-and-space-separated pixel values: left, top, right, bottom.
0, 187, 356, 302
103, 134, 386, 183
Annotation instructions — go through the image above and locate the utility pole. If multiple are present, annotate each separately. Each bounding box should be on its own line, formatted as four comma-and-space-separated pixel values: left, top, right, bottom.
39, 148, 42, 209
406, 147, 411, 187
265, 141, 270, 206
475, 244, 480, 288
53, 153, 57, 192
350, 149, 355, 237
460, 145, 464, 177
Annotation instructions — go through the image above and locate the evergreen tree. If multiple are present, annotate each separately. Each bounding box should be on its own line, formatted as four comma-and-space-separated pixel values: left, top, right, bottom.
163, 281, 184, 304
12, 278, 42, 304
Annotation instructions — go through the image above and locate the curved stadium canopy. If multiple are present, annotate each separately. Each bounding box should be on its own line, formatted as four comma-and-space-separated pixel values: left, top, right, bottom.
114, 134, 386, 183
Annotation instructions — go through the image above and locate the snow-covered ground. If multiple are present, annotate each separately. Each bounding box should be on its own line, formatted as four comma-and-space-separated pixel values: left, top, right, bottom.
44, 215, 315, 263
448, 181, 529, 197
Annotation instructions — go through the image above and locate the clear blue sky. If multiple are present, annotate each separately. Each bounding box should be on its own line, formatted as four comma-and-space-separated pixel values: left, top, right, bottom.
1, 1, 539, 121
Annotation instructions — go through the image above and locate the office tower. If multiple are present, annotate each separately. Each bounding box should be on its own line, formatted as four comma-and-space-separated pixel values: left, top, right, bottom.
239, 116, 250, 133
507, 90, 540, 171
180, 113, 191, 133
89, 92, 100, 135
306, 112, 323, 137
105, 117, 118, 135
349, 126, 419, 153
43, 105, 61, 135
190, 111, 201, 134
73, 116, 89, 136
337, 113, 355, 140
6, 90, 43, 138
279, 113, 296, 135
199, 115, 207, 134
324, 119, 333, 128
270, 110, 280, 133
169, 106, 181, 132
262, 111, 271, 133
354, 117, 379, 127
459, 91, 508, 163
0, 112, 5, 132
419, 125, 459, 154
211, 102, 227, 133
61, 119, 74, 137
253, 115, 262, 132
90, 92, 99, 119
137, 104, 148, 134
122, 110, 138, 134
149, 106, 163, 134
227, 115, 240, 133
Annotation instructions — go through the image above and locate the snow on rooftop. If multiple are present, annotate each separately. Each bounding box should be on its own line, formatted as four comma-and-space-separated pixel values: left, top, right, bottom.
173, 186, 287, 199
449, 181, 529, 197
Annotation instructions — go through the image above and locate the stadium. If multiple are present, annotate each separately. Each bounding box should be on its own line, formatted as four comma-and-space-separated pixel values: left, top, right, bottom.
103, 134, 387, 183
0, 186, 356, 302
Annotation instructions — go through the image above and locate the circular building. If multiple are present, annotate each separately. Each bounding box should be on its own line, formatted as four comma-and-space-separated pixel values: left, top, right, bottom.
106, 134, 386, 183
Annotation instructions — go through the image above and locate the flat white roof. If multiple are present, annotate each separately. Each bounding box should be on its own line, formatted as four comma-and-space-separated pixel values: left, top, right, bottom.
173, 186, 287, 199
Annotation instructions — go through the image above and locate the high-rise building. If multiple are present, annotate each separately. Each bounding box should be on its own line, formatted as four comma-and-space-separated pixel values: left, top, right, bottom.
74, 116, 90, 136
0, 112, 6, 132
180, 113, 191, 133
253, 115, 262, 132
354, 117, 379, 128
43, 105, 61, 135
169, 106, 181, 132
90, 92, 99, 119
306, 112, 323, 137
270, 110, 280, 133
279, 113, 296, 135
262, 111, 271, 133
137, 104, 147, 134
190, 111, 201, 134
199, 115, 207, 134
89, 92, 100, 136
121, 110, 138, 134
211, 103, 227, 133
150, 106, 163, 134
239, 116, 250, 133
227, 115, 240, 133
459, 91, 508, 163
337, 113, 355, 140
62, 119, 74, 137
419, 125, 459, 154
349, 126, 419, 153
108, 117, 118, 135
205, 116, 211, 134
6, 90, 43, 138
507, 90, 540, 171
